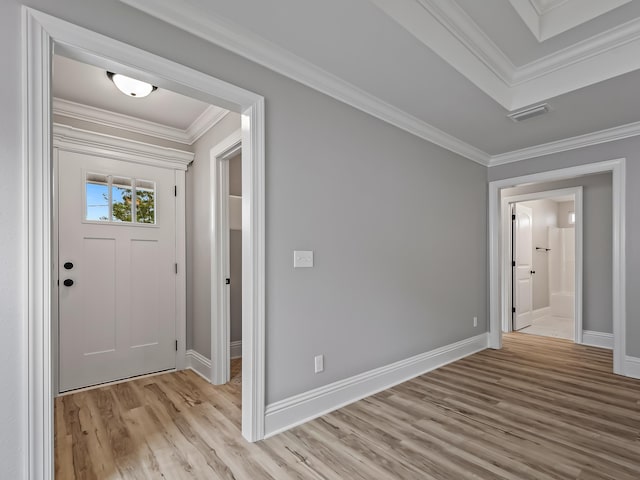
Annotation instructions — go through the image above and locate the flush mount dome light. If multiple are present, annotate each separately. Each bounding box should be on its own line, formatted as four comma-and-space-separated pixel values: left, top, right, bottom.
107, 71, 157, 98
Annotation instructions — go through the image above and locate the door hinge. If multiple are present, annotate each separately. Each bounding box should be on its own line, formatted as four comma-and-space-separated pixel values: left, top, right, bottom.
512, 260, 516, 267
512, 307, 516, 313
175, 263, 178, 274
225, 278, 231, 285
175, 340, 178, 351
512, 214, 516, 221
174, 185, 177, 197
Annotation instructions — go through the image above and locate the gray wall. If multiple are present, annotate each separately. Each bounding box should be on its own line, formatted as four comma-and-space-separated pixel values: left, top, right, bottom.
229, 154, 242, 344
500, 173, 613, 335
187, 113, 241, 358
0, 5, 489, 474
519, 199, 557, 311
557, 201, 575, 228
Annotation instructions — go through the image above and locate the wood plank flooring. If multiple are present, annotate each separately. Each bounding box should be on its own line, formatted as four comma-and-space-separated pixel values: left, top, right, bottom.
55, 334, 640, 479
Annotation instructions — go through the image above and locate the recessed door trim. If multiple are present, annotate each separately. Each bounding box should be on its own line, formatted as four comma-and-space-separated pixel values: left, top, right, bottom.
24, 8, 266, 479
502, 187, 583, 342
489, 159, 625, 376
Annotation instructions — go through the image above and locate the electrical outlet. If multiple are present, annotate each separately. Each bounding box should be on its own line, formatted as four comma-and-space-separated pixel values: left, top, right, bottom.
473, 316, 478, 327
314, 354, 324, 373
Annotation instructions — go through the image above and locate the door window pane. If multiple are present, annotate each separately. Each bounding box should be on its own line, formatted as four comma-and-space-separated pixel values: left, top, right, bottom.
85, 173, 109, 221
111, 177, 133, 223
85, 173, 157, 225
135, 179, 155, 224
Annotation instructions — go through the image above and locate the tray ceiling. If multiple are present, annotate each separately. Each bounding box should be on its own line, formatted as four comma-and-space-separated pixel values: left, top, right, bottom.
120, 0, 640, 165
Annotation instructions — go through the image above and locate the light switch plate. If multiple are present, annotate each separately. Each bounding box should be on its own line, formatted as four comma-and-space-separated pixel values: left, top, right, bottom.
294, 250, 313, 268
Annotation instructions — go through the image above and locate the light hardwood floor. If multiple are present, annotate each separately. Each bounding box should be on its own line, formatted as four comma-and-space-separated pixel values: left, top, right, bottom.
55, 335, 640, 479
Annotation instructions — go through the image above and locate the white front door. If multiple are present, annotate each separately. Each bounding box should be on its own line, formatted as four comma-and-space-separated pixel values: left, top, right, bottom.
58, 150, 177, 392
514, 203, 534, 331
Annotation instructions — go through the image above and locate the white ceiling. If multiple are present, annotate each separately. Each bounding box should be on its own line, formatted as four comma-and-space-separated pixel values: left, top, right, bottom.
119, 0, 640, 164
53, 55, 213, 130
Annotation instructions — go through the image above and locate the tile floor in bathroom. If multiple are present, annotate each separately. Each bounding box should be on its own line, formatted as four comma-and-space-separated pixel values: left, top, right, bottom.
518, 315, 574, 340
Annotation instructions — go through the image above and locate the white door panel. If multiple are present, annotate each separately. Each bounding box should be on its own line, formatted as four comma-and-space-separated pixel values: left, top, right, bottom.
514, 204, 534, 331
58, 150, 177, 392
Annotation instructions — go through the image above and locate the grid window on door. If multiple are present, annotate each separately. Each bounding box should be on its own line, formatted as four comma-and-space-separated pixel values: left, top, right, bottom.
85, 173, 156, 225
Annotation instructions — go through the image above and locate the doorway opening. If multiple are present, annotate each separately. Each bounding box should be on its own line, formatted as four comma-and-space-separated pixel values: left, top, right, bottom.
209, 131, 243, 385
489, 159, 625, 376
24, 8, 266, 477
505, 188, 582, 343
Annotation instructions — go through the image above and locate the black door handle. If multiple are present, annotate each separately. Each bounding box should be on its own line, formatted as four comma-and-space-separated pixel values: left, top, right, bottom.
64, 262, 74, 270
530, 270, 536, 275
63, 279, 74, 287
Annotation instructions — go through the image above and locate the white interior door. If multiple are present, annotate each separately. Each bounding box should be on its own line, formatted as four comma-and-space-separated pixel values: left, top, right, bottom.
58, 150, 177, 392
514, 203, 534, 331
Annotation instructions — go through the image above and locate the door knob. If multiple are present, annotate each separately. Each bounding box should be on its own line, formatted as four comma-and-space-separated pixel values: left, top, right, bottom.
64, 262, 74, 270
63, 279, 74, 287
530, 270, 536, 274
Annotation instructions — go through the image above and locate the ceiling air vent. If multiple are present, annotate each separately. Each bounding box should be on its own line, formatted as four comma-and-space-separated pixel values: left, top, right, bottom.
507, 103, 550, 122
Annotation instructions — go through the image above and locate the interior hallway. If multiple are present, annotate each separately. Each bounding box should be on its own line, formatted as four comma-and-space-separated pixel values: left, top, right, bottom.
55, 336, 640, 479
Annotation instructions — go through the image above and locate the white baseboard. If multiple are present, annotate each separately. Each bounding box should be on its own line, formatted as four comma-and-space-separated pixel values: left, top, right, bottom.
624, 356, 640, 379
264, 332, 489, 438
532, 307, 551, 320
185, 349, 212, 381
581, 331, 613, 349
230, 340, 242, 359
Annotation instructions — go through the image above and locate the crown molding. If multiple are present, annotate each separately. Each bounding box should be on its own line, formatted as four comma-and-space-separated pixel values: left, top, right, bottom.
373, 0, 640, 111
489, 120, 640, 166
187, 105, 230, 144
120, 0, 640, 168
120, 0, 490, 165
53, 98, 229, 145
508, 0, 631, 42
53, 123, 194, 170
415, 0, 514, 85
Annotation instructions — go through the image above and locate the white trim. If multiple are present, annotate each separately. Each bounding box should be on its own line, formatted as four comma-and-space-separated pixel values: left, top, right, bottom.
532, 306, 550, 320
582, 331, 614, 349
508, 0, 631, 42
623, 356, 640, 380
53, 124, 194, 170
264, 333, 489, 438
210, 130, 242, 386
489, 159, 626, 378
501, 187, 583, 343
489, 120, 640, 166
185, 349, 212, 381
24, 8, 266, 478
119, 0, 640, 167
120, 0, 489, 165
187, 105, 231, 144
53, 98, 230, 146
230, 341, 242, 359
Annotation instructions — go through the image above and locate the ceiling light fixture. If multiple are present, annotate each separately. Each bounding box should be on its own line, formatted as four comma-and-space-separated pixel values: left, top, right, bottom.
107, 71, 157, 98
